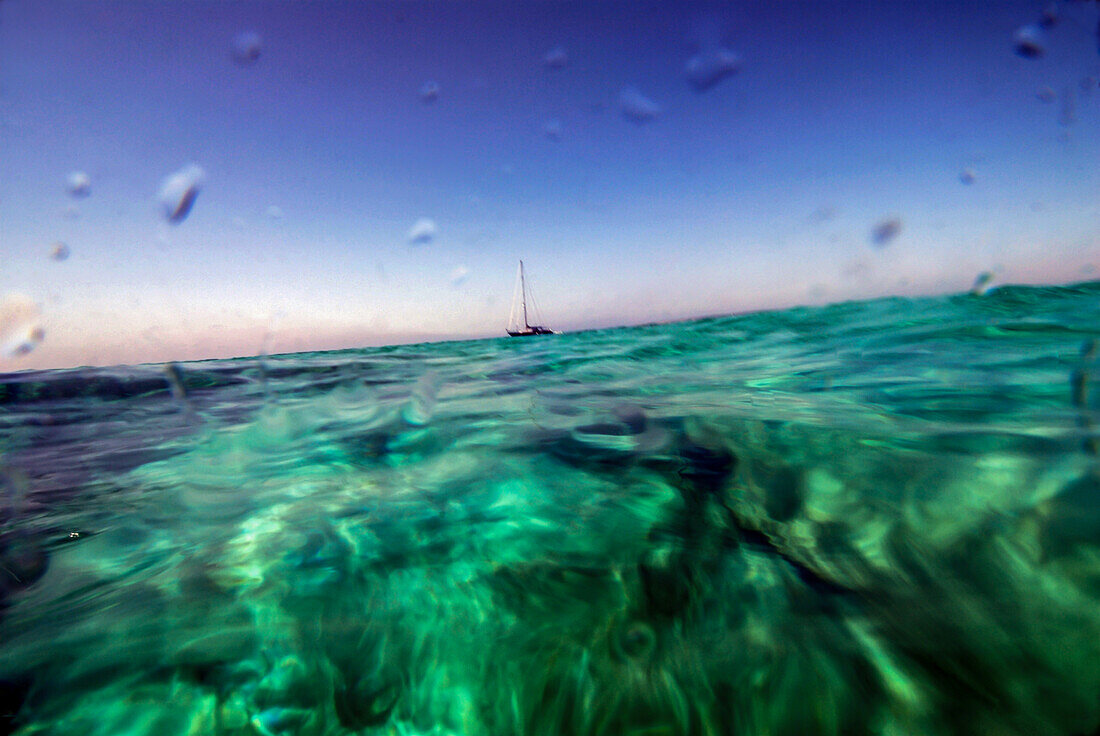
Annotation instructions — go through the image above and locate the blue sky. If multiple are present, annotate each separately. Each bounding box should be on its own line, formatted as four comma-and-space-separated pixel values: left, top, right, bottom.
2, 0, 1099, 369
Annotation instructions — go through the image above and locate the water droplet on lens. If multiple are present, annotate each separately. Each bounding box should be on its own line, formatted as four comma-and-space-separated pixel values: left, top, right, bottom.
870, 217, 902, 247
543, 46, 568, 69
542, 118, 562, 140
1059, 87, 1076, 126
449, 265, 469, 286
406, 218, 437, 245
806, 206, 836, 224
1013, 24, 1046, 58
0, 293, 44, 359
1039, 3, 1059, 28
402, 372, 440, 426
970, 270, 995, 295
158, 164, 205, 224
419, 81, 440, 103
1036, 85, 1056, 103
959, 168, 976, 185
65, 171, 90, 198
684, 47, 741, 92
49, 242, 70, 261
619, 87, 661, 124
232, 31, 262, 65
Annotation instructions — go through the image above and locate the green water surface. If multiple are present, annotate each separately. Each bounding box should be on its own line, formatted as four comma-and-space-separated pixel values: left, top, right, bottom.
2, 283, 1100, 736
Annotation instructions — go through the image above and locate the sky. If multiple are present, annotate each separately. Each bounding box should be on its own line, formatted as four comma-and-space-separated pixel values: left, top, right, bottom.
1, 0, 1099, 370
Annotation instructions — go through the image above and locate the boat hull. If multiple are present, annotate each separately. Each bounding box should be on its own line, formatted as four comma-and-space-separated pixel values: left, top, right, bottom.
507, 328, 557, 337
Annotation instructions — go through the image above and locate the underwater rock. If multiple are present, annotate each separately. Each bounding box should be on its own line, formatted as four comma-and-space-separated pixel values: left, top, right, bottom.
677, 441, 737, 497
218, 692, 250, 730
489, 561, 620, 617
253, 653, 324, 711
169, 627, 259, 670
281, 528, 352, 597
0, 678, 29, 736
638, 555, 697, 620
758, 463, 804, 522
609, 620, 657, 663
250, 707, 316, 736
538, 405, 663, 472
0, 531, 48, 603
333, 669, 401, 730
1039, 473, 1100, 559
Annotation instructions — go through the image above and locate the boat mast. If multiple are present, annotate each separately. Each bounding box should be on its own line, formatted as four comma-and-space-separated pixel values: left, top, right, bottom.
520, 260, 529, 329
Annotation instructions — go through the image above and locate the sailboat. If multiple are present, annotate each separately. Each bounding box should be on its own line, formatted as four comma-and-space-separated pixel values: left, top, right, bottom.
507, 260, 557, 337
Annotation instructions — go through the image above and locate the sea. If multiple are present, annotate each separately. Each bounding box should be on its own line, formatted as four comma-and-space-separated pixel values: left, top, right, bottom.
2, 282, 1100, 736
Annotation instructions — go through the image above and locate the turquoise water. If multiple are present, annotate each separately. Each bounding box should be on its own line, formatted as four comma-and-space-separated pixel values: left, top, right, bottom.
3, 283, 1100, 736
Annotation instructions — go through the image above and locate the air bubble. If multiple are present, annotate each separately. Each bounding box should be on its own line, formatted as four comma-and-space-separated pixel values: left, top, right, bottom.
65, 171, 90, 198
158, 164, 205, 224
0, 294, 44, 359
407, 218, 437, 245
619, 87, 661, 124
232, 31, 262, 65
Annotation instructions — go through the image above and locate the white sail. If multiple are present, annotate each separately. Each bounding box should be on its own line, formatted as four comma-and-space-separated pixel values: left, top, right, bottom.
508, 261, 524, 333
506, 260, 556, 336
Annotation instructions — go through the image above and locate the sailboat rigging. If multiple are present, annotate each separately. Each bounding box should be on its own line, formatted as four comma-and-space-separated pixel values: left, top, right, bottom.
507, 260, 557, 337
